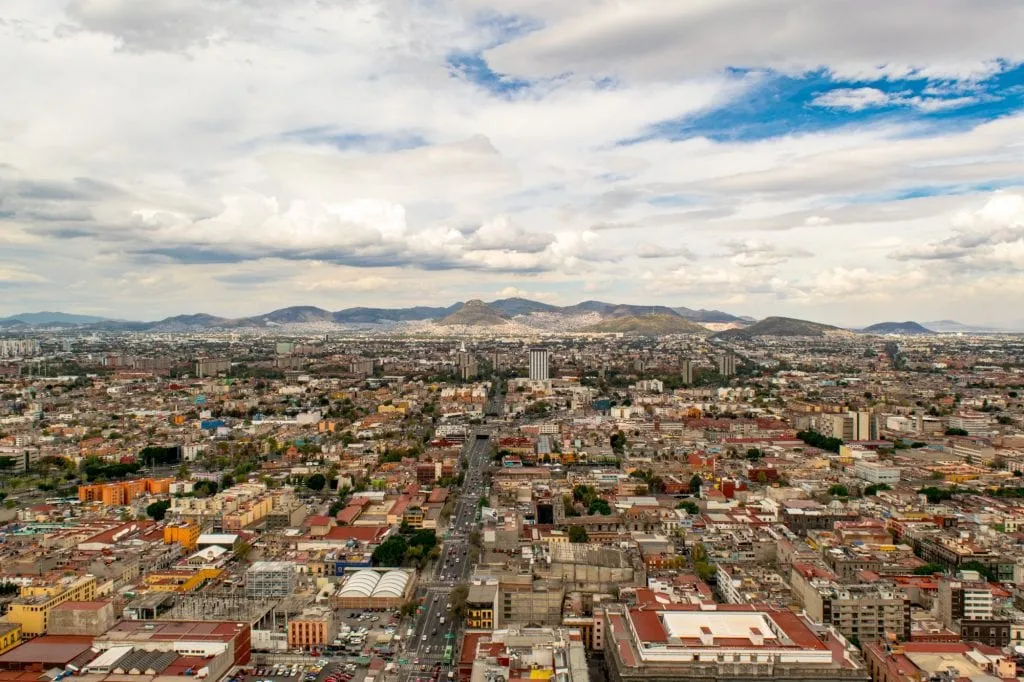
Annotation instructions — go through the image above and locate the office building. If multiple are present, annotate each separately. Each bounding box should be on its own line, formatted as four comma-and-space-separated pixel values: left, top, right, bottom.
529, 347, 550, 381
852, 460, 900, 485
936, 572, 1009, 647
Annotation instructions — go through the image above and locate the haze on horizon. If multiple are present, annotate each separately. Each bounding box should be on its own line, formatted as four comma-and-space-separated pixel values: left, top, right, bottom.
2, 0, 1024, 327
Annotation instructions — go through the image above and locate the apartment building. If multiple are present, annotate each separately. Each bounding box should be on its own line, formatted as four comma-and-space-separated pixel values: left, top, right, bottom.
4, 575, 98, 637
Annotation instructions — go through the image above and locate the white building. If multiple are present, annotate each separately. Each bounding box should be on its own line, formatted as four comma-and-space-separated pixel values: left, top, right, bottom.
853, 460, 900, 485
529, 347, 550, 382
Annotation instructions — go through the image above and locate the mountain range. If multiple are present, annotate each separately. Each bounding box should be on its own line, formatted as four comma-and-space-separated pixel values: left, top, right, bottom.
0, 301, 1014, 336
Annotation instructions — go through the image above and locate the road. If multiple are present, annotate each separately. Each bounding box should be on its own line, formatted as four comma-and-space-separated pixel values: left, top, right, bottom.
402, 429, 492, 681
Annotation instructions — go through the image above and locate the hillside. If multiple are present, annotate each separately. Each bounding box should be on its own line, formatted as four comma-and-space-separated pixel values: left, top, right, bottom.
0, 311, 111, 325
715, 316, 841, 339
438, 300, 510, 326
584, 313, 707, 335
487, 297, 558, 316
250, 306, 334, 325
333, 305, 461, 323
673, 306, 747, 323
862, 321, 934, 335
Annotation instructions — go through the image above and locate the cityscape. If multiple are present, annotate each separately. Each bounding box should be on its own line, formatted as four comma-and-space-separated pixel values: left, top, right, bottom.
4, 2, 1024, 682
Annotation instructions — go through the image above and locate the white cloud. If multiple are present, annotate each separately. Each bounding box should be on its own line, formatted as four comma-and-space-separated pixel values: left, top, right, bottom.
811, 87, 978, 112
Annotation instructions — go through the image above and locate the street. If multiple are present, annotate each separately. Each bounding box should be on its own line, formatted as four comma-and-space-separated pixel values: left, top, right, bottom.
401, 426, 493, 681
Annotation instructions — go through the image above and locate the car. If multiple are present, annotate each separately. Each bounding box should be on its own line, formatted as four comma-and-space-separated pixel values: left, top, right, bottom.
422, 634, 428, 641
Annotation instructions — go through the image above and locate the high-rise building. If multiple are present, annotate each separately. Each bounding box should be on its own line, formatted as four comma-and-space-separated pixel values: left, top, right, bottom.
194, 357, 231, 377
717, 354, 737, 377
680, 359, 693, 385
529, 347, 549, 381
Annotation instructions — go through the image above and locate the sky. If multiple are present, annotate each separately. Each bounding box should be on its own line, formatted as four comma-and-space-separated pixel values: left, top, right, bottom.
3, 0, 1024, 326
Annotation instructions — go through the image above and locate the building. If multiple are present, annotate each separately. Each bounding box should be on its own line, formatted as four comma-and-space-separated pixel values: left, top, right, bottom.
0, 623, 22, 655
163, 521, 200, 552
603, 604, 867, 682
852, 460, 900, 486
794, 574, 911, 644
947, 413, 991, 436
529, 347, 550, 382
78, 478, 173, 506
287, 607, 334, 650
48, 601, 118, 636
194, 357, 231, 377
466, 582, 498, 629
350, 358, 375, 376
821, 412, 877, 442
718, 354, 737, 378
245, 561, 296, 599
331, 569, 414, 610
4, 575, 98, 638
461, 627, 589, 682
863, 640, 1015, 682
94, 619, 252, 667
680, 359, 694, 385
936, 573, 1009, 647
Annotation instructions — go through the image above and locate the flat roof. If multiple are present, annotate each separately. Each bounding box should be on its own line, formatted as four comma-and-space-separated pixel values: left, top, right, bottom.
0, 636, 94, 664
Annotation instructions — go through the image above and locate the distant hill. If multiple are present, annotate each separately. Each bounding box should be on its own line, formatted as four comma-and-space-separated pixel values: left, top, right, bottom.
438, 300, 510, 326
673, 306, 747, 323
487, 297, 559, 316
0, 311, 111, 325
584, 313, 707, 335
333, 305, 461, 324
715, 316, 842, 339
249, 306, 334, 325
144, 314, 233, 331
922, 319, 1001, 333
563, 301, 680, 318
862, 321, 934, 335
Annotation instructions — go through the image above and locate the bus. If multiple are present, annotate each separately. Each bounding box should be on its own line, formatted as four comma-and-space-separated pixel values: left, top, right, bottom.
443, 645, 453, 665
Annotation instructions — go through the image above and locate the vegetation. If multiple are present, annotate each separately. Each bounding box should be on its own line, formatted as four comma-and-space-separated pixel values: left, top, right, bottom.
371, 535, 408, 567
828, 484, 850, 498
917, 486, 957, 504
796, 429, 842, 453
568, 526, 589, 543
863, 482, 892, 496
676, 500, 699, 514
944, 427, 969, 436
146, 500, 171, 521
305, 473, 326, 491
688, 474, 702, 495
912, 563, 946, 575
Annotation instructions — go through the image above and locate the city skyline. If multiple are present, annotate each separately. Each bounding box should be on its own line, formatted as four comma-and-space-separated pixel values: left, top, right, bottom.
3, 1, 1024, 324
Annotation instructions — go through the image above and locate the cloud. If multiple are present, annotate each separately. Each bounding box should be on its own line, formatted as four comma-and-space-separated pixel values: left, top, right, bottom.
722, 239, 813, 267
811, 87, 979, 112
494, 286, 559, 302
484, 0, 1024, 83
635, 242, 696, 259
892, 192, 1024, 268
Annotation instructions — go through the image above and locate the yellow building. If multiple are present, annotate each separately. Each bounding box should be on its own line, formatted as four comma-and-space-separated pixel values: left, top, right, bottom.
163, 521, 200, 551
0, 623, 22, 654
466, 583, 497, 630
5, 575, 97, 637
144, 568, 222, 593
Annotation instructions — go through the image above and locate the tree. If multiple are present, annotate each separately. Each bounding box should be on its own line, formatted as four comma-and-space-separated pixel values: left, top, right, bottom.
746, 448, 763, 462
371, 535, 408, 567
676, 500, 699, 515
610, 432, 627, 454
588, 498, 612, 516
146, 500, 171, 521
796, 430, 842, 453
864, 483, 891, 496
220, 474, 235, 490
568, 526, 589, 543
945, 427, 969, 436
912, 563, 946, 575
828, 484, 850, 498
306, 473, 326, 491
688, 475, 702, 496
235, 540, 252, 561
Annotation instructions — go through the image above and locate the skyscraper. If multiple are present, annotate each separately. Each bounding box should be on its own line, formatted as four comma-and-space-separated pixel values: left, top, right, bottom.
529, 347, 549, 381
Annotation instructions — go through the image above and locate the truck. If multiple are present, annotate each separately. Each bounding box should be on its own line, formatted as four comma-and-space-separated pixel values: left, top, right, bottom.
439, 616, 445, 625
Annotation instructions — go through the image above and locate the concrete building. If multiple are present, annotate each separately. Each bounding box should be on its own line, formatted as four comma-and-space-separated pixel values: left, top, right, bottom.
194, 357, 231, 377
4, 575, 98, 638
852, 460, 900, 486
466, 582, 498, 629
794, 576, 911, 644
529, 347, 550, 382
863, 640, 1015, 682
717, 354, 737, 378
459, 627, 589, 682
936, 573, 1009, 647
680, 359, 694, 385
245, 561, 296, 599
603, 604, 867, 682
48, 601, 117, 636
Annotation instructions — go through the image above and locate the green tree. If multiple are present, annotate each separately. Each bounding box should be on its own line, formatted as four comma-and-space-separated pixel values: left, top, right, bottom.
746, 448, 763, 461
688, 475, 702, 495
912, 563, 946, 575
588, 498, 612, 515
146, 500, 171, 521
828, 484, 850, 498
945, 427, 969, 436
568, 526, 589, 543
676, 500, 699, 515
235, 540, 252, 561
305, 473, 326, 491
220, 473, 235, 490
371, 535, 408, 567
864, 483, 892, 496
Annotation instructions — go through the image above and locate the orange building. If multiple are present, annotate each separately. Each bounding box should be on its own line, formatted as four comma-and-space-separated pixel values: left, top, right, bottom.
163, 521, 200, 551
78, 478, 174, 506
287, 608, 333, 650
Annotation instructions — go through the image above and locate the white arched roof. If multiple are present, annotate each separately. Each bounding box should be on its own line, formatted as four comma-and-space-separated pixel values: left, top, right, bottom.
372, 571, 409, 597
339, 570, 380, 597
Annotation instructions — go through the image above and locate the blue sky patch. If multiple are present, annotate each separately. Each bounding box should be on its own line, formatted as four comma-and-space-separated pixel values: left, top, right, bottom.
446, 52, 532, 96
623, 64, 1024, 145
